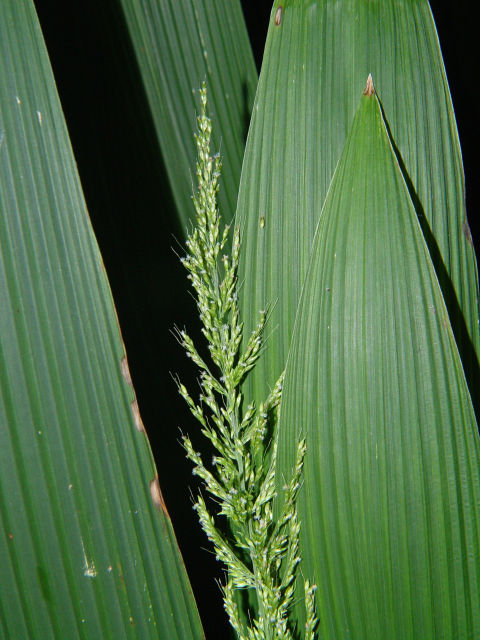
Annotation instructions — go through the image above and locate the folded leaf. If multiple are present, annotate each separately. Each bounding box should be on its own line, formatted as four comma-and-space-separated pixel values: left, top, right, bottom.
277, 80, 480, 639
0, 2, 203, 638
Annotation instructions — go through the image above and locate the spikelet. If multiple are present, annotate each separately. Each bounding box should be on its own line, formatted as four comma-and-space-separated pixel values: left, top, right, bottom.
176, 83, 318, 640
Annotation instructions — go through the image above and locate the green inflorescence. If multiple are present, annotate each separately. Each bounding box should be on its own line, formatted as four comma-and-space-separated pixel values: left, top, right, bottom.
176, 83, 317, 640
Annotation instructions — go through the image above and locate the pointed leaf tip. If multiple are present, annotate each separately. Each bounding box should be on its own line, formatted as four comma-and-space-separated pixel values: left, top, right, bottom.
363, 73, 375, 96
277, 69, 480, 638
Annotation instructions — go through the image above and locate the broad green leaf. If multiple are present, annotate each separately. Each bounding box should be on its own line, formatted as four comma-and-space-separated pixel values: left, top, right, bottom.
237, 0, 479, 415
277, 82, 480, 638
0, 2, 203, 638
117, 0, 258, 232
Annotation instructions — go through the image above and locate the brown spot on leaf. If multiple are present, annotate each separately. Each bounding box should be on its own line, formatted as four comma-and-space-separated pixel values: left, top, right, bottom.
8, 533, 13, 540
121, 356, 133, 386
131, 399, 145, 433
274, 5, 283, 25
463, 219, 474, 247
150, 475, 170, 519
363, 73, 375, 97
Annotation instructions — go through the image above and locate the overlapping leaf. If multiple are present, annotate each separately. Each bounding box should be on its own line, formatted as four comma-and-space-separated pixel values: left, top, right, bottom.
117, 0, 258, 232
237, 0, 479, 416
277, 83, 480, 639
0, 1, 203, 637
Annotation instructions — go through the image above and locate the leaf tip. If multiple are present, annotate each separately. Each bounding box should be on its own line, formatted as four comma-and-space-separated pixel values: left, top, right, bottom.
363, 73, 375, 97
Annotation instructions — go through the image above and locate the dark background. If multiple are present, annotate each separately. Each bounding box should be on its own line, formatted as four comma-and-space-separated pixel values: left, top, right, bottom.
31, 1, 479, 637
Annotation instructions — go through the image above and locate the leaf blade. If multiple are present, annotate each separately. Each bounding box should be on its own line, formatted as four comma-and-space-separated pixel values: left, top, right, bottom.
0, 2, 204, 638
237, 0, 479, 415
117, 0, 258, 232
277, 83, 480, 639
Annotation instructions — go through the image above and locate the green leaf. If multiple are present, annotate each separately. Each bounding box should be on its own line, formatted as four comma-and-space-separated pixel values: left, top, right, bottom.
237, 0, 479, 414
117, 0, 258, 233
0, 2, 204, 638
277, 81, 480, 638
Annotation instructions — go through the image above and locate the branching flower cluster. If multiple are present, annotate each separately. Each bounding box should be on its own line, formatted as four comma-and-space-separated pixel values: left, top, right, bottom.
176, 83, 317, 640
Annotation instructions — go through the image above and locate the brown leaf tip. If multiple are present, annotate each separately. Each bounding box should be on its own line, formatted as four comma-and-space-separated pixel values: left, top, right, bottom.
363, 73, 375, 97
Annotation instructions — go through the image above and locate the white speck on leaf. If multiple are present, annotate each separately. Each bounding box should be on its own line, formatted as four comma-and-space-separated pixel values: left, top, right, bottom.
81, 538, 97, 578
